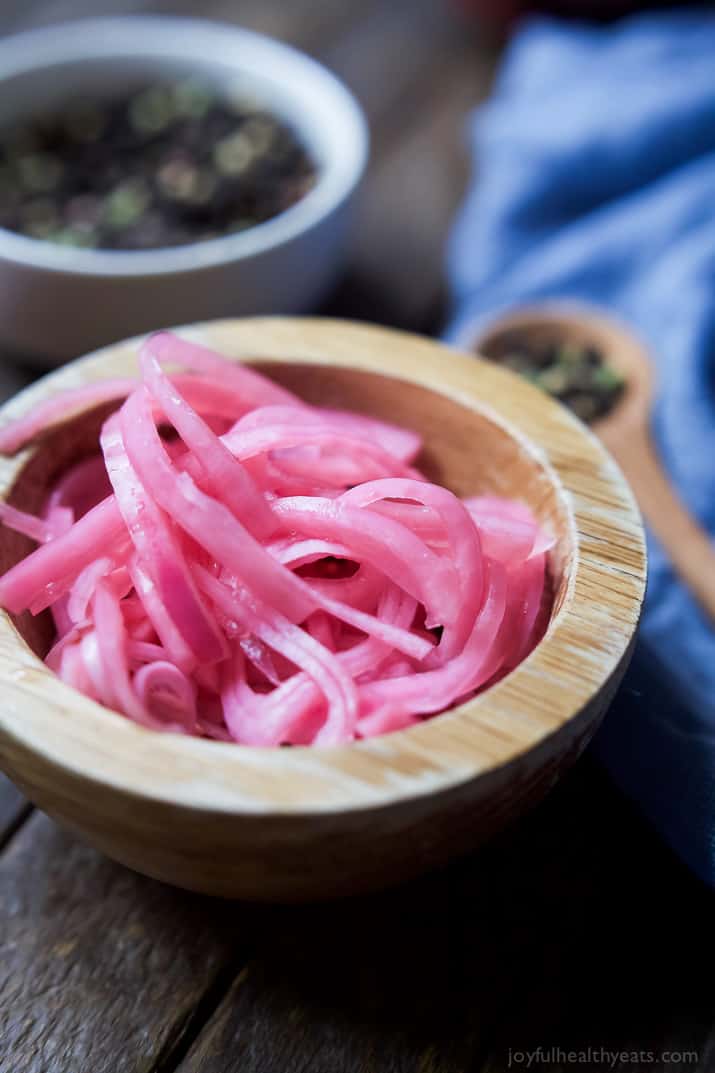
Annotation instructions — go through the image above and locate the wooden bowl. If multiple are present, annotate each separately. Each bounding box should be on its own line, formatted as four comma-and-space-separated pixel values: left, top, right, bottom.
0, 318, 646, 901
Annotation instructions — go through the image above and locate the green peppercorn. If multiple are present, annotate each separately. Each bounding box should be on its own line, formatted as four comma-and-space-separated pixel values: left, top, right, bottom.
103, 179, 151, 230
592, 364, 624, 391
172, 79, 213, 120
213, 131, 256, 177
128, 86, 175, 136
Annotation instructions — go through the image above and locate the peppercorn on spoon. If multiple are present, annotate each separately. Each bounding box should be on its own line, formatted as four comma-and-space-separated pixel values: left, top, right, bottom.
472, 305, 715, 623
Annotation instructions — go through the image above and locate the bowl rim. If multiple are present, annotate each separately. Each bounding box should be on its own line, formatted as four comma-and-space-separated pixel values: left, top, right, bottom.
0, 16, 368, 277
0, 318, 647, 815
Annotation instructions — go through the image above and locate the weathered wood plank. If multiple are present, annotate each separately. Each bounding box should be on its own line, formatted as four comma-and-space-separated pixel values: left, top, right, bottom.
0, 813, 244, 1073
0, 774, 29, 848
174, 873, 488, 1073
0, 765, 711, 1073
175, 761, 715, 1073
470, 764, 715, 1073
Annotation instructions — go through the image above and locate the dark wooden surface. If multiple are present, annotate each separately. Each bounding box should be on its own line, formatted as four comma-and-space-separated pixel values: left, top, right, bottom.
0, 4, 713, 1072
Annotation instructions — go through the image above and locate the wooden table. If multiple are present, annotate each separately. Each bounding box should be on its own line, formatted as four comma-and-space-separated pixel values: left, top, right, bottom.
0, 4, 713, 1071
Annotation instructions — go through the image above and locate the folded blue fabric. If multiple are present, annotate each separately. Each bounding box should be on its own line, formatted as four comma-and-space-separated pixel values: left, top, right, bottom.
445, 8, 715, 885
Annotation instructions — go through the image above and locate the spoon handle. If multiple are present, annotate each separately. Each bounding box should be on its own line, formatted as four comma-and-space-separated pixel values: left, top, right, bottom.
608, 430, 715, 621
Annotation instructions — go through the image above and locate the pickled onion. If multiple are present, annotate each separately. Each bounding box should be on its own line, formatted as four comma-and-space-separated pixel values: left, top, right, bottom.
0, 331, 552, 744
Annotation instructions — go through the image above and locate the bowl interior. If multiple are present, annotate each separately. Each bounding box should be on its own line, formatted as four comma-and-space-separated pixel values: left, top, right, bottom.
1, 361, 573, 668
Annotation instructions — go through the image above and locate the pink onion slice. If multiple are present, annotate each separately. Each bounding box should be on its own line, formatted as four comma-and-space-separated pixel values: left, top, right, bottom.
197, 565, 358, 745
101, 417, 227, 666
271, 496, 458, 628
0, 501, 65, 544
340, 479, 483, 659
0, 495, 128, 615
91, 581, 158, 728
67, 557, 115, 624
0, 378, 139, 455
122, 386, 317, 624
360, 559, 508, 716
223, 406, 418, 487
145, 332, 300, 408
140, 346, 276, 540
134, 661, 197, 731
464, 496, 555, 561
318, 408, 421, 463
218, 584, 418, 747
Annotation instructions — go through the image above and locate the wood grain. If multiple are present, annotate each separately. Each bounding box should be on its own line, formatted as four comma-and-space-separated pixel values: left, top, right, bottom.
1, 760, 710, 1073
0, 318, 645, 900
173, 760, 715, 1073
0, 811, 246, 1073
473, 767, 715, 1073
0, 773, 29, 848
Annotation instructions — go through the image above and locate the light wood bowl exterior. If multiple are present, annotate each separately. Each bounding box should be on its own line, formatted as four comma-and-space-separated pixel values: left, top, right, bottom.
0, 318, 646, 900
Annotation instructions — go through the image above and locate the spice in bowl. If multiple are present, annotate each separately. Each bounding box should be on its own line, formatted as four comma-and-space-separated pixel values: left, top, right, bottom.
0, 79, 318, 250
481, 333, 625, 423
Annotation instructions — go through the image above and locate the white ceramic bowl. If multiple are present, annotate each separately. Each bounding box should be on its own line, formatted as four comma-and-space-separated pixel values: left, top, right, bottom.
0, 17, 368, 364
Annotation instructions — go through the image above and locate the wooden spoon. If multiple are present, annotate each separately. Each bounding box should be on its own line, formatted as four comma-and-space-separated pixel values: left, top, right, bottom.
472, 305, 715, 622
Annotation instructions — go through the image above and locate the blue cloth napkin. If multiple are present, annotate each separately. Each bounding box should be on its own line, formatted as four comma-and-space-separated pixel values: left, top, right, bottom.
445, 8, 715, 886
